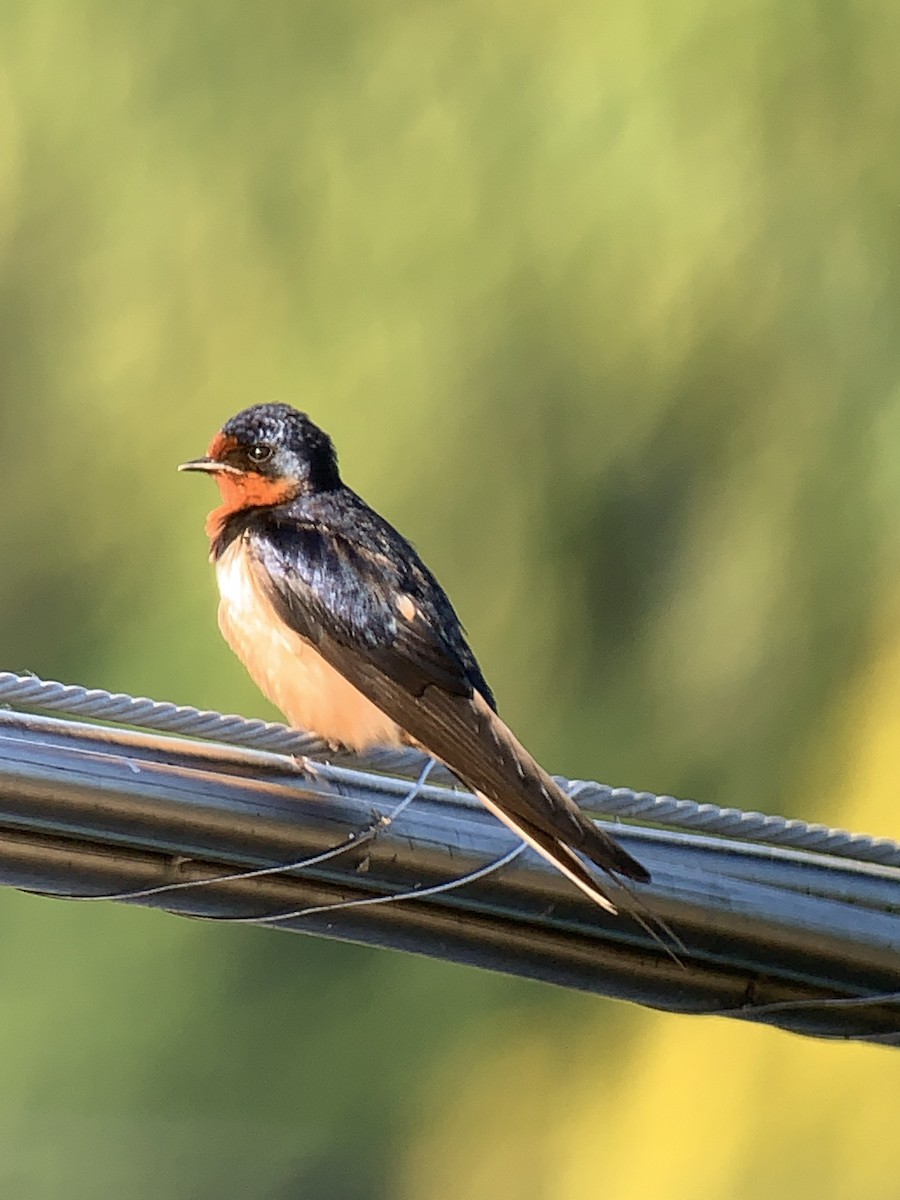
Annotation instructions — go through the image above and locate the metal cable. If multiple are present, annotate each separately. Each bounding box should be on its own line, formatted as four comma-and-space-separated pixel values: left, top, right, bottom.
0, 671, 423, 771
1, 669, 897, 869
564, 780, 900, 868
0, 708, 895, 1042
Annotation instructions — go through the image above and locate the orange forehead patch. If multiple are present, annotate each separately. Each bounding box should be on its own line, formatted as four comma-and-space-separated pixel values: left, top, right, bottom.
207, 431, 238, 460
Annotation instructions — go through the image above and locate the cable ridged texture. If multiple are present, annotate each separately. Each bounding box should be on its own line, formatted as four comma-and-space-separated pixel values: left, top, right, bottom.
1, 670, 897, 870
564, 780, 900, 868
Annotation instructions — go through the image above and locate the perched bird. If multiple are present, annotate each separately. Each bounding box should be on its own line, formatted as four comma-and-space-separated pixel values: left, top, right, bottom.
181, 403, 649, 913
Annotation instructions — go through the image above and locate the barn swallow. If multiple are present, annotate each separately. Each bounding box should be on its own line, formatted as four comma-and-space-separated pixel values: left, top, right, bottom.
180, 403, 649, 913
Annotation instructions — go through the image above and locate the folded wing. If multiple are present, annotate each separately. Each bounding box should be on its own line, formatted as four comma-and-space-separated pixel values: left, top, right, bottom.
250, 518, 649, 905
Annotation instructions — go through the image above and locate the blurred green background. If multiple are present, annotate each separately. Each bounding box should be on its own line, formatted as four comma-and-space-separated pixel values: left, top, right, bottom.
1, 1, 898, 1196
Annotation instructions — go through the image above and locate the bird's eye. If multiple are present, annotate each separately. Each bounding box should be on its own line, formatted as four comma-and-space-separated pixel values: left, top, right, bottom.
247, 444, 274, 465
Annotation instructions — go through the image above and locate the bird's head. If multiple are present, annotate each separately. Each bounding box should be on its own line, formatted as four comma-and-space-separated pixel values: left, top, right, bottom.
180, 403, 342, 513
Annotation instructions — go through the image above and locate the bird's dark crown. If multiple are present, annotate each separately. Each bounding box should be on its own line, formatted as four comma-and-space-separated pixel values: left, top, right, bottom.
214, 403, 341, 492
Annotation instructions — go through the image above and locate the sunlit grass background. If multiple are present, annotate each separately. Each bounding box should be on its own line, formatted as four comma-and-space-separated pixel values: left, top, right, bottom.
1, 2, 898, 1196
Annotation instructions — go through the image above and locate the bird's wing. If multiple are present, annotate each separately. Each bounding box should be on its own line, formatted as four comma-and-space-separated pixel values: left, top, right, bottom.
249, 522, 648, 890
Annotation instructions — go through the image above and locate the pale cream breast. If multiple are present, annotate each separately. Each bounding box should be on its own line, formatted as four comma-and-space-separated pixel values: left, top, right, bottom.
215, 538, 404, 751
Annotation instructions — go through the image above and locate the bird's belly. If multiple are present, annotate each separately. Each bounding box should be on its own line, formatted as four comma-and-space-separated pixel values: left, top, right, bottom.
215, 540, 404, 751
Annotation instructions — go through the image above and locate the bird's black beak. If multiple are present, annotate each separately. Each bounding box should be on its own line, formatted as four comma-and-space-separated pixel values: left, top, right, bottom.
178, 457, 240, 474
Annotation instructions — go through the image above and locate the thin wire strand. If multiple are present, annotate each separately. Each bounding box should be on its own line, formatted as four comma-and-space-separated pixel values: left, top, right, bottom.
1, 670, 898, 868
711, 989, 900, 1018
216, 843, 528, 926
18, 755, 440, 906
18, 830, 375, 904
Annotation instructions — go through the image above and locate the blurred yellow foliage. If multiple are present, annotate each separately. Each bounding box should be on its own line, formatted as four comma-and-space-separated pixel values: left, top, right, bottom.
401, 1009, 897, 1200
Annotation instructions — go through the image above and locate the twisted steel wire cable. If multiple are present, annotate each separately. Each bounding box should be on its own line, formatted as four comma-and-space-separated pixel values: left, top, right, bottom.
0, 670, 896, 868
0, 671, 896, 1040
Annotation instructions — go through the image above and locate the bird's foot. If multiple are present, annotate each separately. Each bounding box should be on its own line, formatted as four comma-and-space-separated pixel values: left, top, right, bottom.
292, 754, 322, 779
293, 739, 353, 777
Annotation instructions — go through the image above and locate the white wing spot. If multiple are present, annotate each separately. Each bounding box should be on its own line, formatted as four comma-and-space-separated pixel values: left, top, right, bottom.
396, 593, 418, 622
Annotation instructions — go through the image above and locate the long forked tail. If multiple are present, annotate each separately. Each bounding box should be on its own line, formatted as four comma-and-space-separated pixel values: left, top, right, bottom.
475, 789, 621, 914
454, 694, 649, 909
476, 787, 685, 966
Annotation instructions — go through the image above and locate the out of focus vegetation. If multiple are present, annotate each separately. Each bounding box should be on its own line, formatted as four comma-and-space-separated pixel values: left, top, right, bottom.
0, 3, 897, 1197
